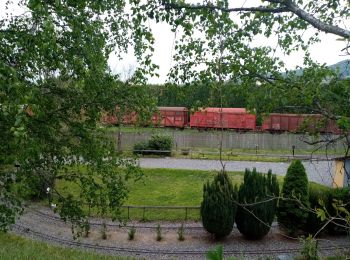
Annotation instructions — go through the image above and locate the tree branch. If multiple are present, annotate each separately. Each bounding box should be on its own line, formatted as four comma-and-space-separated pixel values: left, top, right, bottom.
162, 0, 350, 39
285, 0, 350, 39
163, 2, 289, 14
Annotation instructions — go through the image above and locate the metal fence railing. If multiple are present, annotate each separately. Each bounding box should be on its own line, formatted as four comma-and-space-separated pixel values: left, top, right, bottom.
120, 205, 200, 220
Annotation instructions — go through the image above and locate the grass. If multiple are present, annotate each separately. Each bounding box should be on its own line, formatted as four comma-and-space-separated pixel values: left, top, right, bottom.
55, 168, 327, 221
56, 169, 327, 220
56, 168, 246, 220
0, 232, 130, 260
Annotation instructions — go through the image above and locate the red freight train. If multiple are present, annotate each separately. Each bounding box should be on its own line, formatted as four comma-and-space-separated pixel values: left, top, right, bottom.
102, 107, 340, 134
190, 108, 256, 130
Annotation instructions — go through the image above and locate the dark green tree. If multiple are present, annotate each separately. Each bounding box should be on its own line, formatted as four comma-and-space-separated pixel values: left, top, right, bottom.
0, 0, 151, 234
277, 160, 310, 235
200, 171, 237, 238
236, 168, 279, 240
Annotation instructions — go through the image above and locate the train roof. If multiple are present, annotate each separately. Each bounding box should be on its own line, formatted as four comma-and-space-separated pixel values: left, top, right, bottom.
267, 113, 323, 117
158, 106, 188, 111
198, 107, 247, 114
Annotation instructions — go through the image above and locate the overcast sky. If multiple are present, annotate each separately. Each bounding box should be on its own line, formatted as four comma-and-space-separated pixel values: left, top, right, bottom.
109, 0, 350, 83
109, 19, 349, 84
1, 0, 349, 84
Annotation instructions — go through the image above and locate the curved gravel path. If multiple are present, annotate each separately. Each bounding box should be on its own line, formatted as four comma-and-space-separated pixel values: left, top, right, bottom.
11, 206, 350, 260
139, 158, 335, 186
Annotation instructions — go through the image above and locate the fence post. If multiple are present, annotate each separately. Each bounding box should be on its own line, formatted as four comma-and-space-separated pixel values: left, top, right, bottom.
127, 206, 130, 220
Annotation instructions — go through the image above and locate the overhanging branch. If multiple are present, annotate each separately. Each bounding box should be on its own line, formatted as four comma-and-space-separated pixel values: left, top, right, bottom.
162, 0, 350, 39
163, 2, 289, 14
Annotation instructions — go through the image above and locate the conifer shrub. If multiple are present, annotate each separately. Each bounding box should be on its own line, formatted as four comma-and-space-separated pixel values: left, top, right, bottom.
200, 170, 237, 238
277, 160, 309, 235
235, 168, 279, 240
305, 184, 330, 235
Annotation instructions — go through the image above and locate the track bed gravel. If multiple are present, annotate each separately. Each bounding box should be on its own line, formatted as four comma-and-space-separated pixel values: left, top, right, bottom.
10, 205, 350, 259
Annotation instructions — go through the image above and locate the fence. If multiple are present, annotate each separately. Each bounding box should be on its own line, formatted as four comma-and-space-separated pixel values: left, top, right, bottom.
120, 205, 200, 221
114, 131, 344, 151
130, 148, 337, 161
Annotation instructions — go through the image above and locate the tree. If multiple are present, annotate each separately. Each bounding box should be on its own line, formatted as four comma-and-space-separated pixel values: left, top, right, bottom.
0, 0, 153, 234
236, 169, 279, 240
201, 171, 237, 238
277, 160, 310, 235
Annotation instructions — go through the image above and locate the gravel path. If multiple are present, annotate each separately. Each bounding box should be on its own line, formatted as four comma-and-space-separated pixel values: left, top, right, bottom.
11, 206, 350, 260
139, 158, 335, 187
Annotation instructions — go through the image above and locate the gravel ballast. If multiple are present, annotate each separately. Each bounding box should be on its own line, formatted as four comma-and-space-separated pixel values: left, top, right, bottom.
10, 206, 350, 259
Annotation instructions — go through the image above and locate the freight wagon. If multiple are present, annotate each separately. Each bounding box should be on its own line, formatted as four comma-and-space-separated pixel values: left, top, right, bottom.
152, 107, 188, 128
189, 108, 256, 131
262, 113, 340, 133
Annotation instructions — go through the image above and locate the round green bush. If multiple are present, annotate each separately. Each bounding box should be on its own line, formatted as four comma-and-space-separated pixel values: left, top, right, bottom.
235, 168, 279, 240
148, 134, 173, 156
277, 160, 309, 235
200, 171, 237, 238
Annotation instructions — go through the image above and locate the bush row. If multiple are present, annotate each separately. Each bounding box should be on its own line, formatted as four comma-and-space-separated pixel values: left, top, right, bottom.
201, 168, 280, 240
201, 160, 350, 240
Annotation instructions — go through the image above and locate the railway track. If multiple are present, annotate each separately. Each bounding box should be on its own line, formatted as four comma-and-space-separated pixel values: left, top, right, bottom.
12, 222, 350, 257
11, 207, 350, 259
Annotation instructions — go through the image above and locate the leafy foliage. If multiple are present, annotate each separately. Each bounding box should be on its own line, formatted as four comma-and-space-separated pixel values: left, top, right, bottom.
235, 168, 279, 240
325, 187, 350, 235
277, 160, 310, 235
298, 235, 320, 260
200, 170, 237, 238
0, 0, 148, 235
305, 184, 330, 235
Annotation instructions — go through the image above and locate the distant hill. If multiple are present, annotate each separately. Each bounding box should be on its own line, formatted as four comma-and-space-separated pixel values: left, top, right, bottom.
283, 59, 350, 78
329, 59, 350, 78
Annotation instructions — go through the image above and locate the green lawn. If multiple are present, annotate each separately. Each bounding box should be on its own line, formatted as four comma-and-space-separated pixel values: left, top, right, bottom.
57, 168, 289, 221
55, 167, 329, 221
0, 232, 131, 260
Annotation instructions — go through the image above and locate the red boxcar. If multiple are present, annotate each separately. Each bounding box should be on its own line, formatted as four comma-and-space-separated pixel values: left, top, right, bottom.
262, 113, 340, 133
152, 107, 189, 128
190, 107, 256, 130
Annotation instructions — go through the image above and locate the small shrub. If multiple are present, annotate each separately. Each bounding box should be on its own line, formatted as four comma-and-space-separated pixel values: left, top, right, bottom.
277, 160, 309, 235
132, 141, 150, 155
128, 226, 136, 240
201, 170, 237, 239
83, 220, 90, 238
177, 223, 185, 241
148, 134, 173, 156
101, 222, 107, 240
235, 169, 279, 240
132, 134, 173, 156
298, 235, 320, 260
156, 223, 162, 241
206, 245, 238, 260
